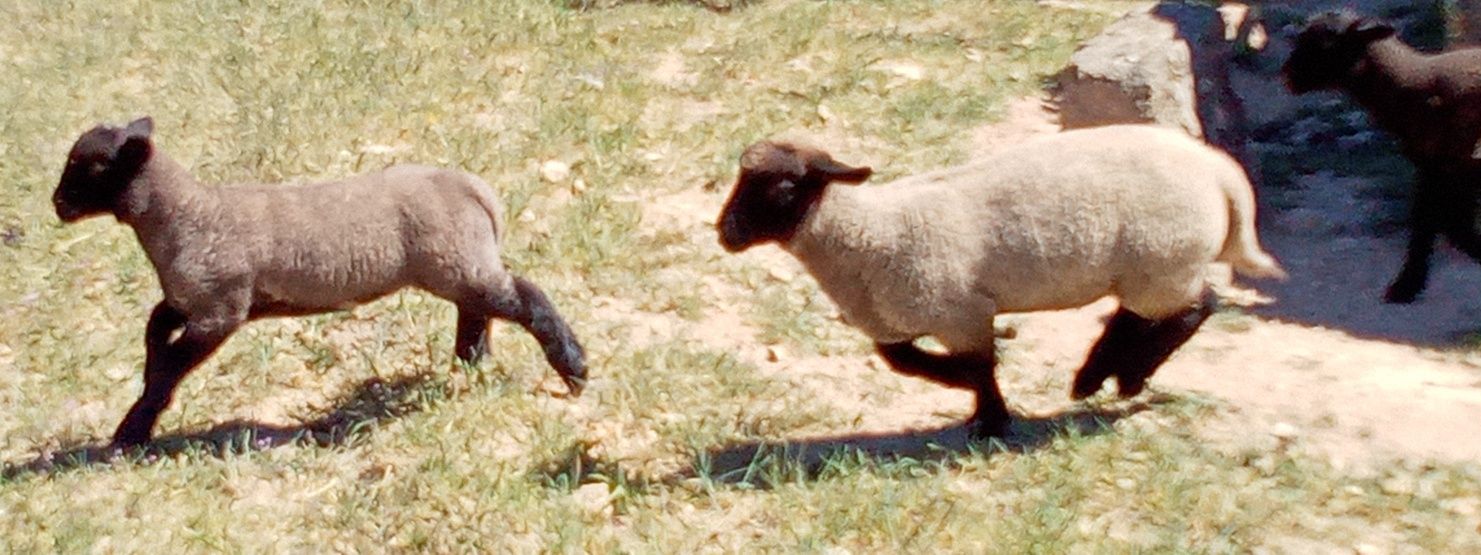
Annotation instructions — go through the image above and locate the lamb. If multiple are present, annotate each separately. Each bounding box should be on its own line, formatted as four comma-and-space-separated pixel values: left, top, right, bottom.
1283, 11, 1481, 303
51, 117, 587, 447
715, 125, 1285, 438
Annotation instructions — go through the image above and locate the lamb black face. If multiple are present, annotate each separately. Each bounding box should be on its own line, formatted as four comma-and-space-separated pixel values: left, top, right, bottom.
1283, 12, 1396, 94
716, 141, 872, 252
53, 117, 153, 222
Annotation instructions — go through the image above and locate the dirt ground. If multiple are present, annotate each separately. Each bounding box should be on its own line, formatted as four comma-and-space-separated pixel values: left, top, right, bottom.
639, 96, 1481, 473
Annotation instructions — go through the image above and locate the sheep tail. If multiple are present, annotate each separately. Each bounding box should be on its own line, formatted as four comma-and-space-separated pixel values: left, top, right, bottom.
1216, 162, 1287, 281
466, 175, 504, 241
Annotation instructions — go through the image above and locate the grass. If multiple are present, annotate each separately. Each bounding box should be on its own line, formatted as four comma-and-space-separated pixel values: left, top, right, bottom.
2, 0, 1479, 552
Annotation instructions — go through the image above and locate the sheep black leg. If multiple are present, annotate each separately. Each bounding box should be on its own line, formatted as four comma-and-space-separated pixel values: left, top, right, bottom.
113, 316, 236, 447
1386, 225, 1436, 303
453, 307, 490, 365
486, 276, 587, 396
1386, 191, 1441, 303
1113, 300, 1214, 398
873, 342, 977, 388
1071, 309, 1148, 400
1071, 297, 1214, 400
874, 342, 1008, 439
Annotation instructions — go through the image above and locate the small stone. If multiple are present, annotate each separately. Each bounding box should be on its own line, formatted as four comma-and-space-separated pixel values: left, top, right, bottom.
766, 345, 786, 363
1343, 485, 1364, 496
1271, 422, 1299, 440
1439, 497, 1479, 516
1353, 543, 1384, 555
574, 483, 612, 516
1114, 478, 1136, 490
103, 365, 133, 382
1379, 476, 1415, 496
540, 160, 571, 183
571, 178, 587, 195
767, 266, 795, 283
816, 103, 835, 124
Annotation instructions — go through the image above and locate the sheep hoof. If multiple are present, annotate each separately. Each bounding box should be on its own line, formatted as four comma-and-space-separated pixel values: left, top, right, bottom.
968, 418, 1010, 441
559, 374, 587, 398
1383, 286, 1420, 304
1115, 375, 1148, 399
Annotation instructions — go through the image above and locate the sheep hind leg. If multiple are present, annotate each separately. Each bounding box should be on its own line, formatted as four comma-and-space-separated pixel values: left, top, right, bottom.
874, 342, 1008, 439
476, 275, 588, 396
454, 306, 491, 365
1070, 294, 1213, 400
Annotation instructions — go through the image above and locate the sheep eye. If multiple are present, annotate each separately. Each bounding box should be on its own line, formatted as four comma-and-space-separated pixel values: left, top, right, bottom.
89, 162, 106, 175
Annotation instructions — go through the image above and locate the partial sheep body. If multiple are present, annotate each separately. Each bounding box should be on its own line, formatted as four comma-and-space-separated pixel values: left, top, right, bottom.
52, 118, 587, 447
1284, 12, 1481, 303
717, 125, 1282, 438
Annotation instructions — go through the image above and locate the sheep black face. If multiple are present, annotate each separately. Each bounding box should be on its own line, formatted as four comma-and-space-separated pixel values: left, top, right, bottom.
1283, 12, 1396, 94
716, 141, 872, 252
54, 117, 155, 223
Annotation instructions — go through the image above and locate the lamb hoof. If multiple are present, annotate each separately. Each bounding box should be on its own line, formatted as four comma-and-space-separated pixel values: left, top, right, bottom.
1382, 286, 1419, 304
1070, 372, 1109, 400
968, 417, 1010, 441
560, 374, 587, 397
1115, 374, 1148, 399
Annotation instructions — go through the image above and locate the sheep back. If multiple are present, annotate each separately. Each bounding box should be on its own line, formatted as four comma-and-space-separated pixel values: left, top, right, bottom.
786, 125, 1274, 352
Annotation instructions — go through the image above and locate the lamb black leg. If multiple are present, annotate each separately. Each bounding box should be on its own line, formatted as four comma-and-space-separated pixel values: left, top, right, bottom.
486, 276, 587, 396
454, 306, 490, 364
113, 310, 236, 447
1071, 299, 1213, 400
874, 342, 1008, 439
1387, 185, 1442, 304
1386, 223, 1436, 304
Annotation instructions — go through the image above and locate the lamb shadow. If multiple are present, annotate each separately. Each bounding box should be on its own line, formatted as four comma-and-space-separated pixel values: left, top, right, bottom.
677, 398, 1160, 489
1, 372, 437, 482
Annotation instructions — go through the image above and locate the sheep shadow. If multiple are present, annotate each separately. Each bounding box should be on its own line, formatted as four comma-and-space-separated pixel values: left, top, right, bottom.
1, 372, 437, 482
671, 399, 1159, 489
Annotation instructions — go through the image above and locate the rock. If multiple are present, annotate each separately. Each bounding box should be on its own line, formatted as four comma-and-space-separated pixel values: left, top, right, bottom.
1055, 4, 1243, 144
574, 482, 613, 517
1353, 543, 1385, 555
540, 160, 572, 183
1270, 422, 1299, 440
766, 345, 787, 363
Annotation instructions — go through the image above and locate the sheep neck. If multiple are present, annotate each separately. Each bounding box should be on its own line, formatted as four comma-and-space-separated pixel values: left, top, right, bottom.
117, 153, 222, 268
1346, 39, 1435, 142
784, 186, 901, 282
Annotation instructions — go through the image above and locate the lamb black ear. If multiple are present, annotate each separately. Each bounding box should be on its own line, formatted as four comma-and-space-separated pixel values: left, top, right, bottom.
116, 118, 154, 170
810, 158, 872, 185
1351, 19, 1395, 42
125, 117, 153, 139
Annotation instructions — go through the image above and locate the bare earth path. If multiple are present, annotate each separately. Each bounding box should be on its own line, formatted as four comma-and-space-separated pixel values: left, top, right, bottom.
646, 96, 1481, 472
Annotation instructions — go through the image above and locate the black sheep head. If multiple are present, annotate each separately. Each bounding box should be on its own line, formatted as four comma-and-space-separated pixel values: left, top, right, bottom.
54, 117, 154, 223
716, 140, 872, 253
1283, 11, 1398, 94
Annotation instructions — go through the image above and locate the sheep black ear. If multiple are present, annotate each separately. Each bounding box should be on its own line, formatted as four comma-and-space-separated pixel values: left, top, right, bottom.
125, 117, 153, 139
117, 117, 154, 170
1350, 19, 1395, 42
809, 158, 872, 185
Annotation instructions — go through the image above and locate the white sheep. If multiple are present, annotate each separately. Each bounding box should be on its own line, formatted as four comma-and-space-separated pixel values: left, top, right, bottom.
716, 124, 1285, 438
51, 117, 587, 447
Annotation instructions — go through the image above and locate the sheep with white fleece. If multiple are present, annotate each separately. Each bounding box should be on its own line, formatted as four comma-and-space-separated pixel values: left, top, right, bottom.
716, 124, 1284, 438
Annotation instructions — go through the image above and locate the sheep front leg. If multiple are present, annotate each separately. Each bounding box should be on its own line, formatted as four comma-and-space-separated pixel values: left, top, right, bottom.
1386, 187, 1441, 304
113, 308, 239, 448
874, 342, 1009, 439
483, 275, 587, 396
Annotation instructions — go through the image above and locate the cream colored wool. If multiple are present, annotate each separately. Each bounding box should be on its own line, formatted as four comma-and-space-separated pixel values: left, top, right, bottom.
780, 125, 1283, 353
